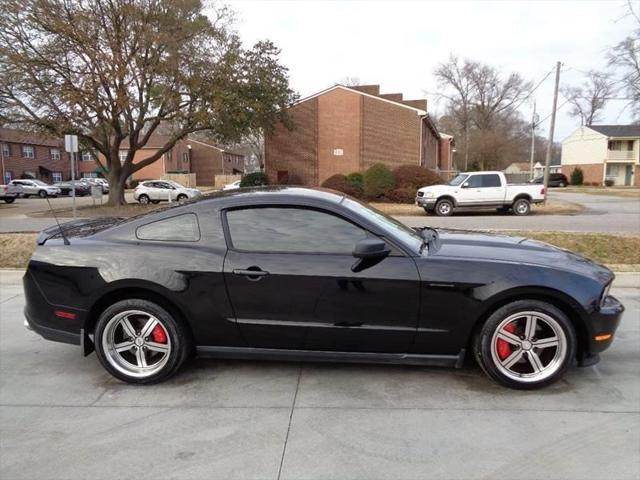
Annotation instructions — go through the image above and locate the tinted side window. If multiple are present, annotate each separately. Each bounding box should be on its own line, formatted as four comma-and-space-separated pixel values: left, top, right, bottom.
466, 175, 483, 188
136, 213, 200, 242
482, 174, 501, 187
226, 207, 368, 254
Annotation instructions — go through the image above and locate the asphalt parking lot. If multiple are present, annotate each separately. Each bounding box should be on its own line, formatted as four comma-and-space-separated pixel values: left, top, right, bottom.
1, 272, 638, 480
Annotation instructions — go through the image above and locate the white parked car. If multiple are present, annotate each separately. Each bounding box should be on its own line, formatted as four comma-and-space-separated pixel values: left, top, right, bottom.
84, 177, 109, 193
416, 171, 545, 216
9, 179, 61, 198
134, 180, 202, 204
223, 180, 241, 190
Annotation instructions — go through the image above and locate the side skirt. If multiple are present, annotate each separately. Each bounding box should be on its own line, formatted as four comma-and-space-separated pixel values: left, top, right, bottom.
196, 346, 466, 369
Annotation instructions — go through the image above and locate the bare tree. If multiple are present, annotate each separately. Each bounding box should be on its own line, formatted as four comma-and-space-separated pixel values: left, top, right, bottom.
608, 1, 640, 120
338, 77, 364, 87
562, 71, 613, 126
0, 0, 296, 205
433, 56, 477, 170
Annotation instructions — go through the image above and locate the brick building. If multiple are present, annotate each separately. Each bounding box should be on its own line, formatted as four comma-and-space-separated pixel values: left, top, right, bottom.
189, 138, 246, 186
0, 127, 73, 184
264, 84, 453, 185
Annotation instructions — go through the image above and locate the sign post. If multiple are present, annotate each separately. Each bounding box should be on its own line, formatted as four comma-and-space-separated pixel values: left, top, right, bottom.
64, 135, 78, 218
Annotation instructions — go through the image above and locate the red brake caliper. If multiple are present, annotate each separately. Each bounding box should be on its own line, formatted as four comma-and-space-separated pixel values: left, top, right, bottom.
497, 322, 516, 360
151, 324, 167, 344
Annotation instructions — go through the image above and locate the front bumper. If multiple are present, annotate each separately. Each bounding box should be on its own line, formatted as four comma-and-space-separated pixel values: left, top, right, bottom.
585, 294, 625, 356
415, 196, 436, 208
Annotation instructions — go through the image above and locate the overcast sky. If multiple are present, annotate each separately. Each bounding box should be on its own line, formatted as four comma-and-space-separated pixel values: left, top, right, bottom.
225, 0, 636, 140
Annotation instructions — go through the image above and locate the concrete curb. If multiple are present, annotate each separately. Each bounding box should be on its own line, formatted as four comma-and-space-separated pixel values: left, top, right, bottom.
1, 268, 639, 288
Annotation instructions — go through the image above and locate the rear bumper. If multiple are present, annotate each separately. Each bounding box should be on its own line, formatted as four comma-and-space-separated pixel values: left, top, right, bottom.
23, 311, 80, 345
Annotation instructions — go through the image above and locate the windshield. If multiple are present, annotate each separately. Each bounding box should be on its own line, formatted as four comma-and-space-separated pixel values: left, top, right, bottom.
167, 180, 185, 188
33, 180, 48, 186
342, 197, 423, 252
448, 174, 468, 186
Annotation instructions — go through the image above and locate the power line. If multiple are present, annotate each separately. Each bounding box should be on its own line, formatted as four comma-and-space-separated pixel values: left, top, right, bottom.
510, 65, 557, 113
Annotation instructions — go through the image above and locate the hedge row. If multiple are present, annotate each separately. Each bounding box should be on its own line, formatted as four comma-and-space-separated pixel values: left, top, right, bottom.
321, 164, 444, 203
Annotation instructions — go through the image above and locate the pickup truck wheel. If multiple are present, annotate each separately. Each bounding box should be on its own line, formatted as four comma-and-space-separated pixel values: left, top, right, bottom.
4, 197, 15, 204
512, 198, 531, 216
38, 190, 47, 198
435, 199, 454, 217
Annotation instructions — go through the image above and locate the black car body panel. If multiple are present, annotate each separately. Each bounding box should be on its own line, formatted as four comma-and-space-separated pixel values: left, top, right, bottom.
23, 187, 623, 367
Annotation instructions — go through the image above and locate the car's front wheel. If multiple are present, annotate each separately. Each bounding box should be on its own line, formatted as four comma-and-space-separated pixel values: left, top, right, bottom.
177, 194, 188, 201
474, 300, 576, 389
435, 199, 454, 216
4, 197, 15, 203
38, 190, 47, 198
94, 299, 191, 384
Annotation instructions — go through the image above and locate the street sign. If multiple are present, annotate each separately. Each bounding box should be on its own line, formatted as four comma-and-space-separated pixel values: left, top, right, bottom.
64, 135, 78, 153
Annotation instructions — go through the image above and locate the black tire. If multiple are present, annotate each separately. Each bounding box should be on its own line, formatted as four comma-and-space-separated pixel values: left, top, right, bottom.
138, 194, 150, 205
38, 190, 47, 198
473, 300, 576, 390
435, 198, 454, 217
177, 194, 188, 202
512, 198, 531, 216
94, 299, 191, 384
3, 197, 15, 204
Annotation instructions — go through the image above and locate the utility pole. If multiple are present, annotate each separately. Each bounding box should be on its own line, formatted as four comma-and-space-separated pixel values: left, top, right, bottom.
543, 61, 561, 204
529, 102, 537, 180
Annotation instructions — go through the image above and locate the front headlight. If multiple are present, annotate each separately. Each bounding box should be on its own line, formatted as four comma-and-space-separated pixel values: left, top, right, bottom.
424, 191, 435, 198
600, 283, 612, 308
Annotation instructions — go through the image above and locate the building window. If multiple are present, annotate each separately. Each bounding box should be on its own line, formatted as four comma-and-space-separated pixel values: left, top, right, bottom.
82, 172, 98, 179
1, 143, 10, 157
22, 145, 34, 159
52, 171, 62, 183
182, 152, 189, 163
81, 150, 95, 162
118, 150, 128, 164
50, 148, 61, 160
3, 171, 12, 183
606, 164, 620, 177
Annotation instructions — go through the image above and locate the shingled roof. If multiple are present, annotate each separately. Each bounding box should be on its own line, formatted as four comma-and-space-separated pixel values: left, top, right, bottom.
587, 125, 640, 138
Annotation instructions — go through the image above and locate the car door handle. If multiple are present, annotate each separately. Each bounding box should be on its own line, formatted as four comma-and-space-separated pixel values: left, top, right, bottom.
232, 267, 269, 280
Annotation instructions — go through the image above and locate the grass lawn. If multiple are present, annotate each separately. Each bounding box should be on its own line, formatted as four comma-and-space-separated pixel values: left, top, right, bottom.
371, 200, 583, 217
562, 187, 640, 199
1, 231, 638, 271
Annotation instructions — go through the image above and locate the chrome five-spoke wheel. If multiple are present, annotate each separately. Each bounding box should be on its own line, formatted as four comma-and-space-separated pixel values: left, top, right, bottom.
490, 311, 567, 384
475, 300, 576, 389
102, 310, 171, 378
94, 298, 190, 384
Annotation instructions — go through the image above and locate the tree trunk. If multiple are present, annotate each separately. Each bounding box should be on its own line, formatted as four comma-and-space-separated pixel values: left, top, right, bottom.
106, 168, 127, 206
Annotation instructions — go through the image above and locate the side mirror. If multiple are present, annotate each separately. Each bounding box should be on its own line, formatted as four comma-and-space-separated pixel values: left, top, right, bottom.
353, 238, 391, 259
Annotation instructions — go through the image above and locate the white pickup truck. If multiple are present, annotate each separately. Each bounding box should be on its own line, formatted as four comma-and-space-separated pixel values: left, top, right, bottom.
416, 171, 545, 216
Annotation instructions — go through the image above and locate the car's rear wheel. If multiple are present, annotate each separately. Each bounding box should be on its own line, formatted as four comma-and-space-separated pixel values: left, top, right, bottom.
38, 190, 47, 198
474, 300, 576, 389
435, 199, 454, 216
512, 198, 531, 216
94, 299, 191, 384
138, 194, 150, 204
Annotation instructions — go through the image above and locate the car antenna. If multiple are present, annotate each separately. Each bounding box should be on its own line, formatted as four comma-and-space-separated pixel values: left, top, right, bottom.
45, 196, 70, 245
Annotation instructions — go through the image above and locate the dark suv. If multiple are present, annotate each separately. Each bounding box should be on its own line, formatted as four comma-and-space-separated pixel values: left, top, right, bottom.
530, 173, 569, 187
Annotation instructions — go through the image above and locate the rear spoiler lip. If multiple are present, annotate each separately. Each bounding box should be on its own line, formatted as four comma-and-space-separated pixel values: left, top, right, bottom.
36, 217, 123, 245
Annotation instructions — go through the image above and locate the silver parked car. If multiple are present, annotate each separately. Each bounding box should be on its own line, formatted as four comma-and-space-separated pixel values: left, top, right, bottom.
133, 180, 201, 204
9, 179, 60, 198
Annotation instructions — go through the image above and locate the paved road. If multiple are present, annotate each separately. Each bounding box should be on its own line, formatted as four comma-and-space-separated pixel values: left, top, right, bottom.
399, 190, 640, 233
1, 190, 639, 233
1, 273, 638, 480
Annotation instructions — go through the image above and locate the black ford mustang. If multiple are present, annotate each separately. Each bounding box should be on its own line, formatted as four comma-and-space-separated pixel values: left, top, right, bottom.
23, 187, 624, 389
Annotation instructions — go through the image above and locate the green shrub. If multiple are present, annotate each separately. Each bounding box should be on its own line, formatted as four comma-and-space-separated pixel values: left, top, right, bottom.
240, 172, 269, 187
393, 165, 443, 190
346, 172, 363, 191
570, 167, 584, 186
321, 174, 356, 196
363, 163, 395, 198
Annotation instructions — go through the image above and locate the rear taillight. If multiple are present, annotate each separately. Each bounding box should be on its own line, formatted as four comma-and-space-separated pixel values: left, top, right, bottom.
541, 187, 545, 195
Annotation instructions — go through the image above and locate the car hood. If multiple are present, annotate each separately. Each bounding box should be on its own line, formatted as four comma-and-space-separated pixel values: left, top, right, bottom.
417, 184, 455, 195
429, 229, 613, 284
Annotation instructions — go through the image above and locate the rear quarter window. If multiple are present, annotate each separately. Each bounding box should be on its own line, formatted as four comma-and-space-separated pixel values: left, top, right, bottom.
136, 213, 200, 242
